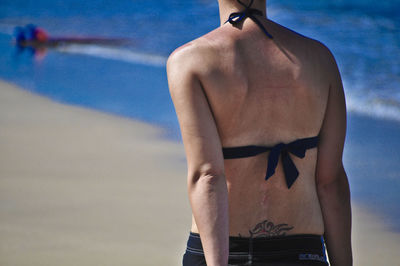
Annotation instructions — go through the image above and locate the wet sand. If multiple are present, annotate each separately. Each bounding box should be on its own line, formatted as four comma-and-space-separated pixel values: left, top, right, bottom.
0, 80, 399, 265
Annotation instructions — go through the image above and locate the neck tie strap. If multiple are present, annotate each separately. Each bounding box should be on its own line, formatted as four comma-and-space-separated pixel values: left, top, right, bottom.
225, 0, 273, 39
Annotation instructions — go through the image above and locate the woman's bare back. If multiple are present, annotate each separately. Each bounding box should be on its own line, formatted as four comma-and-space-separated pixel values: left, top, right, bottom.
184, 17, 331, 237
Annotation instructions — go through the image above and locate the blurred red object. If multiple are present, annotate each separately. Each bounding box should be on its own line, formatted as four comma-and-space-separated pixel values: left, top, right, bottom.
34, 28, 49, 42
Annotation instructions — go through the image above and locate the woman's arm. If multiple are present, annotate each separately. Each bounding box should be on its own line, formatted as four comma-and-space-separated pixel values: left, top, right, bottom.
167, 45, 229, 266
315, 45, 353, 266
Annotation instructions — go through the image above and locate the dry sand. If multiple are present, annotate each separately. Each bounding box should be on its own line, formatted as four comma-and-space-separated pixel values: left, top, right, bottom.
0, 80, 399, 265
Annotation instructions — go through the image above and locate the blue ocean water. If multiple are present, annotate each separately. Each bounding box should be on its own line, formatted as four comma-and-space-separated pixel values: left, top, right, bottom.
0, 0, 399, 229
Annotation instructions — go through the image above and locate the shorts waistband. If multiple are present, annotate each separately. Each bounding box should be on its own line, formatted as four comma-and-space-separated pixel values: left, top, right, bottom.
185, 231, 328, 263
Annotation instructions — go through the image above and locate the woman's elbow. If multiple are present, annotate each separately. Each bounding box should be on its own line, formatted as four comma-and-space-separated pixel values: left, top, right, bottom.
187, 163, 225, 188
317, 165, 351, 203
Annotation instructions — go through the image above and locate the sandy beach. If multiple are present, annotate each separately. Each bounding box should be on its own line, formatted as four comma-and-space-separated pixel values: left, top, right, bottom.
0, 80, 399, 265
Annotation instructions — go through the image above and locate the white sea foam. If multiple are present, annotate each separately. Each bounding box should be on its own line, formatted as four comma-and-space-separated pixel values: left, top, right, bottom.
1, 18, 399, 123
56, 45, 167, 67
346, 89, 400, 122
0, 22, 167, 67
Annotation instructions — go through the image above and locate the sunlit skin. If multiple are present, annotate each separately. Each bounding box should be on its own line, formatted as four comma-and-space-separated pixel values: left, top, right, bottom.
167, 0, 352, 265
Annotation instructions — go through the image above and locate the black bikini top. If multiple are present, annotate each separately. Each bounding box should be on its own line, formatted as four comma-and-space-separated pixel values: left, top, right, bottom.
222, 1, 317, 189
225, 0, 273, 39
222, 136, 319, 189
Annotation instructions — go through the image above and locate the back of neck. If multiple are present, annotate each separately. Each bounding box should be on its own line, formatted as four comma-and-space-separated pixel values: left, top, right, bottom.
218, 0, 267, 26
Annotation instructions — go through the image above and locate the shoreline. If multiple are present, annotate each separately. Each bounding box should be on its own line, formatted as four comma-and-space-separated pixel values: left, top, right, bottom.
0, 80, 191, 265
1, 80, 399, 265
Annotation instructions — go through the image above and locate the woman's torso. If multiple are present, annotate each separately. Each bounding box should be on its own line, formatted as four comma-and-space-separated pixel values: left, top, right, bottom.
189, 17, 330, 237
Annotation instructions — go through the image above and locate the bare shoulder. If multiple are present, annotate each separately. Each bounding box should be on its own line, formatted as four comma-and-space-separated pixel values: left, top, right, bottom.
308, 37, 339, 73
301, 34, 342, 86
300, 32, 338, 75
306, 37, 340, 86
167, 41, 198, 71
167, 31, 223, 79
272, 19, 337, 67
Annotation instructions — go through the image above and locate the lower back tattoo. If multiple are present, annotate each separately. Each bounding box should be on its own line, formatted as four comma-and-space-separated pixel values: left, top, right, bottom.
238, 219, 294, 238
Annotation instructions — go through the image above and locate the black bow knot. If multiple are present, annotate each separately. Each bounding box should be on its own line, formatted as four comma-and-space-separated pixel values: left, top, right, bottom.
224, 0, 273, 39
222, 136, 319, 189
227, 8, 263, 25
265, 141, 310, 189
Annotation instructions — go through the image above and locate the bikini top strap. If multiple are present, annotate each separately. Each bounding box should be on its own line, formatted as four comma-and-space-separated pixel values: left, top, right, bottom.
222, 136, 319, 189
224, 0, 273, 39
